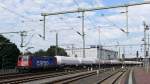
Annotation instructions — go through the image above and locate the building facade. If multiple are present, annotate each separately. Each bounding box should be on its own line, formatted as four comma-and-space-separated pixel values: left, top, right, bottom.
65, 47, 118, 60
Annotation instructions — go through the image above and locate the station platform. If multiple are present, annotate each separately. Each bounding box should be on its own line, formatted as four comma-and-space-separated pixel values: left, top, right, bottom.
120, 67, 150, 84
133, 67, 150, 84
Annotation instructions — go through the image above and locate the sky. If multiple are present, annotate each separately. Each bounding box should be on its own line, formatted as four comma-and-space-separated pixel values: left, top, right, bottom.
0, 0, 150, 58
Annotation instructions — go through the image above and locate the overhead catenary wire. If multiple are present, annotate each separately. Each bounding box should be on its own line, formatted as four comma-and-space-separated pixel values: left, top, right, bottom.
0, 3, 33, 21
72, 0, 123, 33
58, 16, 80, 31
41, 0, 150, 40
73, 0, 129, 34
24, 33, 35, 47
0, 3, 44, 36
73, 0, 80, 8
72, 0, 120, 50
101, 14, 123, 29
42, 1, 150, 16
94, 0, 103, 7
0, 30, 34, 48
72, 0, 99, 34
72, 0, 98, 29
103, 43, 143, 47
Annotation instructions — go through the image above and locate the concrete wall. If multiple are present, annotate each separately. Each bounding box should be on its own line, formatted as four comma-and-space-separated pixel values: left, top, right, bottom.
66, 48, 118, 60
66, 48, 97, 58
97, 49, 117, 60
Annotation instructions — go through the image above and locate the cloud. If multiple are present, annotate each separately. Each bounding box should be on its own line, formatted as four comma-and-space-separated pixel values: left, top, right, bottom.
33, 0, 46, 4
144, 0, 150, 1
0, 0, 149, 58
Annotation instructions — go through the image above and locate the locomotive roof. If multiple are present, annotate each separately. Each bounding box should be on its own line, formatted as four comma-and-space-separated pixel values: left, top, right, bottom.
19, 55, 54, 58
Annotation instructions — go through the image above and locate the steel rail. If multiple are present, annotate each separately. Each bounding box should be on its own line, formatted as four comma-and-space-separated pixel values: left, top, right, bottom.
95, 69, 127, 84
0, 70, 86, 84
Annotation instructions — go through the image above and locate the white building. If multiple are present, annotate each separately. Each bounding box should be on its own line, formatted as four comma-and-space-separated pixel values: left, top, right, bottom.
65, 47, 118, 60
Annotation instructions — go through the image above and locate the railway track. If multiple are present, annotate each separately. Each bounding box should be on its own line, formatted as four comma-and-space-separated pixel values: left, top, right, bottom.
0, 68, 124, 84
0, 68, 85, 80
0, 69, 87, 84
45, 68, 127, 84
43, 68, 115, 84
95, 68, 128, 84
0, 70, 60, 80
48, 70, 97, 84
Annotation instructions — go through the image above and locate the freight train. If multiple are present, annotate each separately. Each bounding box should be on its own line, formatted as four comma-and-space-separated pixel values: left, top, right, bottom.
17, 55, 142, 71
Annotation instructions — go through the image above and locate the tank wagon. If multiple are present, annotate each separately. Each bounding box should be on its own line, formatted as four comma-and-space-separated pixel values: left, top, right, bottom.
17, 55, 142, 71
55, 56, 80, 68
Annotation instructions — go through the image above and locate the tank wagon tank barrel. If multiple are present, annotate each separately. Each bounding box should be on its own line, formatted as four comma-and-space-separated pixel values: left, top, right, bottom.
16, 55, 143, 72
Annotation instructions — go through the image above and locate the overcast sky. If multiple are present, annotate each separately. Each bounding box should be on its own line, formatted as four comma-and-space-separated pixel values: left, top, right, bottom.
0, 0, 149, 58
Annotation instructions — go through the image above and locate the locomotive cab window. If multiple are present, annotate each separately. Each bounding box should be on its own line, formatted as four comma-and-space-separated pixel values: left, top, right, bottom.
18, 57, 22, 61
22, 56, 29, 61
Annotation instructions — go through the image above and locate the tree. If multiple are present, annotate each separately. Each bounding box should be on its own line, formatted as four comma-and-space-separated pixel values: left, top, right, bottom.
33, 46, 68, 56
24, 51, 33, 56
0, 35, 20, 69
33, 49, 47, 56
46, 46, 67, 56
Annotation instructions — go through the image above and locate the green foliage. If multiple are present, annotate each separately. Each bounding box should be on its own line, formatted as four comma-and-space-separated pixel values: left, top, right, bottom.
47, 46, 67, 56
33, 46, 67, 56
24, 51, 33, 56
0, 35, 20, 69
33, 49, 48, 56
